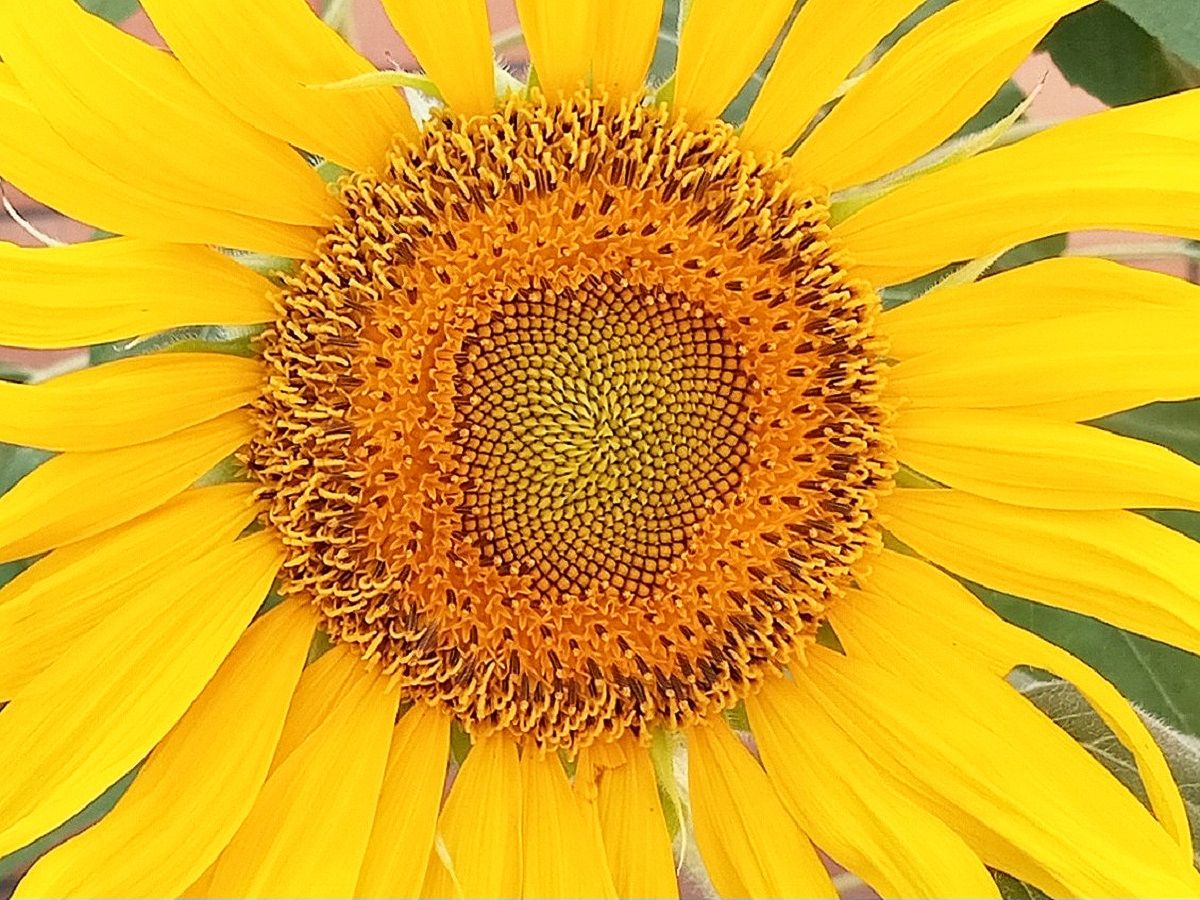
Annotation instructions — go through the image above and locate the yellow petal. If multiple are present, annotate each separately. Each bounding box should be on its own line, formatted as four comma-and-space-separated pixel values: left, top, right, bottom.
205, 657, 398, 898
382, 0, 495, 116
0, 352, 262, 452
688, 719, 836, 899
422, 734, 522, 899
747, 674, 999, 898
179, 863, 216, 899
881, 488, 1200, 655
0, 411, 252, 564
0, 238, 273, 349
741, 0, 924, 155
0, 67, 320, 257
0, 530, 284, 858
881, 256, 1200, 360
894, 408, 1200, 510
576, 740, 678, 899
836, 89, 1200, 285
356, 704, 451, 899
794, 0, 1090, 191
593, 1, 664, 97
858, 549, 1192, 860
886, 309, 1200, 421
141, 0, 415, 171
268, 644, 362, 773
14, 600, 314, 899
0, 0, 335, 228
798, 640, 1200, 894
515, 0, 594, 96
0, 483, 257, 700
521, 751, 616, 898
673, 0, 795, 125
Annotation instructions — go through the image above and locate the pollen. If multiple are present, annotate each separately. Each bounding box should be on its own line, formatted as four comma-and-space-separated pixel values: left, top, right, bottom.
246, 88, 894, 751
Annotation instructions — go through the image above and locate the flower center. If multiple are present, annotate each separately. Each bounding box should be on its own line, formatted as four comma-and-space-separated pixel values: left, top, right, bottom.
247, 89, 892, 751
451, 282, 752, 599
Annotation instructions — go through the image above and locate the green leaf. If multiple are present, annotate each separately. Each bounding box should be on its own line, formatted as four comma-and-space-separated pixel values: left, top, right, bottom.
877, 0, 957, 55
1042, 4, 1200, 107
79, 0, 139, 24
1108, 0, 1200, 68
0, 442, 52, 591
955, 80, 1026, 139
991, 869, 1051, 900
0, 768, 137, 889
89, 325, 260, 366
1095, 400, 1200, 465
880, 234, 1066, 308
648, 0, 682, 86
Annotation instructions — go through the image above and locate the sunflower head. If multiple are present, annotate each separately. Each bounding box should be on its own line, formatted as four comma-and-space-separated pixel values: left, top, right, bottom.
247, 87, 893, 750
4, 1, 1200, 898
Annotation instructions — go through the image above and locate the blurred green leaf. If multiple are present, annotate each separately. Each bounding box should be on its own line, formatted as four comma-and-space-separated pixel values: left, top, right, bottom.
880, 234, 1067, 308
1043, 4, 1200, 106
79, 0, 139, 24
1096, 400, 1200, 465
955, 80, 1026, 138
992, 869, 1050, 900
0, 768, 137, 891
1108, 0, 1200, 68
877, 0, 957, 55
648, 0, 682, 85
89, 325, 259, 366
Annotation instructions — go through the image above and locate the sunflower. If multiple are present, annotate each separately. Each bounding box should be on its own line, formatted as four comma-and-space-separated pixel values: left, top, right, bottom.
1, 0, 1200, 896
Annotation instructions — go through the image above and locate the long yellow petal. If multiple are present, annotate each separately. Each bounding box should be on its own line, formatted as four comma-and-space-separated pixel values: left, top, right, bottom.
673, 0, 794, 125
894, 408, 1200, 510
0, 0, 335, 228
576, 740, 678, 899
422, 734, 522, 898
794, 0, 1090, 190
521, 751, 617, 898
688, 720, 836, 899
268, 644, 362, 773
858, 549, 1192, 858
0, 238, 273, 349
593, 1, 664, 97
515, 0, 594, 96
205, 657, 398, 898
141, 0, 415, 171
836, 89, 1200, 285
0, 530, 284, 858
886, 309, 1200, 421
0, 411, 252, 564
881, 256, 1200, 360
747, 674, 999, 898
798, 642, 1200, 893
741, 0, 924, 155
383, 0, 495, 116
0, 68, 319, 257
0, 483, 257, 700
0, 352, 262, 452
14, 600, 314, 899
881, 488, 1200, 654
356, 705, 450, 899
